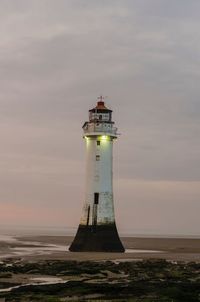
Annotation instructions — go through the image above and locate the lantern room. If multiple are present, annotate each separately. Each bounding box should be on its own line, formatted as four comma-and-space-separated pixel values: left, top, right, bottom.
89, 100, 112, 122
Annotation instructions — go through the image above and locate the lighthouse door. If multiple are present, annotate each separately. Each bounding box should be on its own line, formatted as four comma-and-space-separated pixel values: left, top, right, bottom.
92, 193, 99, 231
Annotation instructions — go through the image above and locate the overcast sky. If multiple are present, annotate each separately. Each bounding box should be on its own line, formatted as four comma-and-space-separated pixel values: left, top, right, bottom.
0, 0, 199, 236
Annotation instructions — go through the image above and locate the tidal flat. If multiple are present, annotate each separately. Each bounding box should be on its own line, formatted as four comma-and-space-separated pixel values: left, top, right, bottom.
0, 236, 199, 301
0, 258, 200, 301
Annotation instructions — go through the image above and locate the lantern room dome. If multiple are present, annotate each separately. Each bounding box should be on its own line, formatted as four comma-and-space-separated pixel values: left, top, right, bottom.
89, 97, 112, 113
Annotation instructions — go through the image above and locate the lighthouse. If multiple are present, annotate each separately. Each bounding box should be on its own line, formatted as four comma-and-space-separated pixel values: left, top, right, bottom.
69, 97, 124, 252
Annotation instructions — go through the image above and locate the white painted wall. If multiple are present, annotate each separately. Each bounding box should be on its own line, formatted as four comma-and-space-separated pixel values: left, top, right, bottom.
80, 136, 116, 226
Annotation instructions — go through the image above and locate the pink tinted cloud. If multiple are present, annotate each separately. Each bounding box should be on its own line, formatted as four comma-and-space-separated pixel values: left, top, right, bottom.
0, 202, 79, 227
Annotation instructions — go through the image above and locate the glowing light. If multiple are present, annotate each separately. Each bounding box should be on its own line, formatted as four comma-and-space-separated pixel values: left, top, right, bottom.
101, 135, 108, 140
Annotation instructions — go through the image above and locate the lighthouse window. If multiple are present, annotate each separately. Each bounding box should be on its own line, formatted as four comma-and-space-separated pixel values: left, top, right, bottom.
97, 141, 100, 146
96, 155, 100, 161
99, 115, 102, 120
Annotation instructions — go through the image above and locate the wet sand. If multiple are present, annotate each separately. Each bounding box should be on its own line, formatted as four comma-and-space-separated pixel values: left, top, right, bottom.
9, 235, 200, 262
1, 235, 199, 301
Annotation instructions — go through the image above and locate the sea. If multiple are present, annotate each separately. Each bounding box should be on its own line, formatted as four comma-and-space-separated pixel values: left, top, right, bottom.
0, 224, 199, 238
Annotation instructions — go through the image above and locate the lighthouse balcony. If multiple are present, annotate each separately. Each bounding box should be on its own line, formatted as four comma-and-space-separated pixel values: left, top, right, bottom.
83, 122, 118, 138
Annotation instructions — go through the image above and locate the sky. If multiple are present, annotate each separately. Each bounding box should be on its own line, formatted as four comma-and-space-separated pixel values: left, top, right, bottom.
0, 0, 200, 236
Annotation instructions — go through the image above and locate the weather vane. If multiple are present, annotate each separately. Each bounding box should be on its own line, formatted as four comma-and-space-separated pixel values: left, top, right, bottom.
97, 95, 108, 102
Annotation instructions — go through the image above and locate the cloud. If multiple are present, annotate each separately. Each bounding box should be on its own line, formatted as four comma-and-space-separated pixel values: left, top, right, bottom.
0, 0, 199, 234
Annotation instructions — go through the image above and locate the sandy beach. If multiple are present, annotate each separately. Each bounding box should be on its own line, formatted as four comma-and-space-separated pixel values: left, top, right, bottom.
0, 235, 199, 262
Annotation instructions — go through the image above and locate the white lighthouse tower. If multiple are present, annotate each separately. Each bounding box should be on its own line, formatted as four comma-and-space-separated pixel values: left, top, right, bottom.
69, 97, 124, 252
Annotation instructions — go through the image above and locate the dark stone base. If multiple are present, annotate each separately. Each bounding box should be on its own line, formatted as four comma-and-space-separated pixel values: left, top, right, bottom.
69, 223, 125, 252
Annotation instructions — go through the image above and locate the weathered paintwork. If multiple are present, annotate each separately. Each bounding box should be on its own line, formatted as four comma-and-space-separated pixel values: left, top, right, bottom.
81, 137, 115, 226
